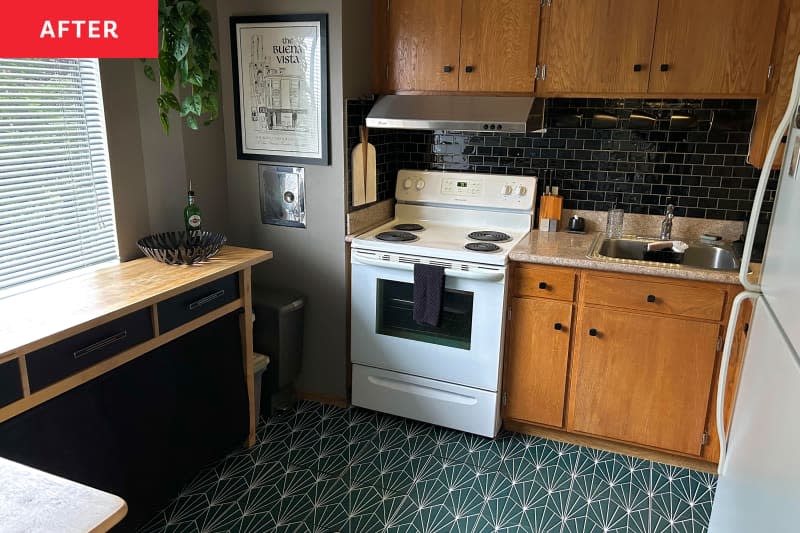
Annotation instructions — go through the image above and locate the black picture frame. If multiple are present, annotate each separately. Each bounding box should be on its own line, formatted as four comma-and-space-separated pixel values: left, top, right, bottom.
230, 13, 330, 165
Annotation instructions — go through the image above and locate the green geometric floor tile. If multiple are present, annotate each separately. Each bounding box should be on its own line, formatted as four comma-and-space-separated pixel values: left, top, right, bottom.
138, 401, 717, 533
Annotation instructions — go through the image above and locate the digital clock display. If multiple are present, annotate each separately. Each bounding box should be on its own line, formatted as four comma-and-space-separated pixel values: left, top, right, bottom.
457, 181, 468, 188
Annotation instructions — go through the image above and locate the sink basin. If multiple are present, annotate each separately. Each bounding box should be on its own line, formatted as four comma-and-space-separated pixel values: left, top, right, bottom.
589, 235, 739, 271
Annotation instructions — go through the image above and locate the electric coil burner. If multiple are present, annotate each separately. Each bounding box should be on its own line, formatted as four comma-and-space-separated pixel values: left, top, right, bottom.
468, 230, 512, 242
465, 242, 501, 252
393, 223, 424, 231
375, 230, 417, 242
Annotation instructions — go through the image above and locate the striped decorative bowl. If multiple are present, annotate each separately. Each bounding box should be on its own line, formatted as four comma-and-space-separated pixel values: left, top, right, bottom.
137, 231, 227, 265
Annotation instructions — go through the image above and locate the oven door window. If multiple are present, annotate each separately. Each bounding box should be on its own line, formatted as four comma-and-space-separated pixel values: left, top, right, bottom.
376, 279, 473, 350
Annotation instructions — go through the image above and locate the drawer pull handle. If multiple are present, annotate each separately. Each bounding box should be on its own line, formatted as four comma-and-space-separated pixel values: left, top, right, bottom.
554, 322, 563, 331
647, 294, 657, 303
538, 281, 548, 290
443, 65, 453, 73
73, 330, 128, 359
633, 63, 642, 72
660, 63, 669, 72
189, 289, 225, 311
588, 328, 598, 337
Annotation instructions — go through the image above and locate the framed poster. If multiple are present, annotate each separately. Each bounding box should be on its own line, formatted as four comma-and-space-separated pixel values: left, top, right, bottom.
230, 14, 329, 165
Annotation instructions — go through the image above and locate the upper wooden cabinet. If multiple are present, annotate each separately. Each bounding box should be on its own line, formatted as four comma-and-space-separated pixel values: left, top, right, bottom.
386, 0, 462, 92
380, 0, 540, 93
749, 0, 800, 168
458, 0, 540, 92
537, 0, 658, 94
649, 0, 780, 95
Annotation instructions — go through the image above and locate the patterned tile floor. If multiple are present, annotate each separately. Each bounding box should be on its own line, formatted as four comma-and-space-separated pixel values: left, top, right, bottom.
138, 401, 716, 533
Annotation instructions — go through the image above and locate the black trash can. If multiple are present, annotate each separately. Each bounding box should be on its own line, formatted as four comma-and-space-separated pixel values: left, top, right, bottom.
252, 288, 305, 418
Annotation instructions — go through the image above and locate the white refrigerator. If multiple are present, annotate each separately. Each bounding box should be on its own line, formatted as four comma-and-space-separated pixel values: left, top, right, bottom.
708, 56, 800, 532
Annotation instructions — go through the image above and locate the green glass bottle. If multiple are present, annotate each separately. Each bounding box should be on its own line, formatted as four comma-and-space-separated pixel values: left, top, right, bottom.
184, 184, 202, 235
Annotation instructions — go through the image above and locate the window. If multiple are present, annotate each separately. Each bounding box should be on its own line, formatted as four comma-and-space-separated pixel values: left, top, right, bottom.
0, 58, 118, 296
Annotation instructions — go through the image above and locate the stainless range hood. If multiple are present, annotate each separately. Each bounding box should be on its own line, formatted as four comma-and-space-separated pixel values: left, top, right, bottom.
365, 95, 546, 133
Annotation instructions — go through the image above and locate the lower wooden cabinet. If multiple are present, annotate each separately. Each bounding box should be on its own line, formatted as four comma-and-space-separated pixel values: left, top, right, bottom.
504, 297, 572, 427
569, 307, 720, 455
503, 265, 743, 465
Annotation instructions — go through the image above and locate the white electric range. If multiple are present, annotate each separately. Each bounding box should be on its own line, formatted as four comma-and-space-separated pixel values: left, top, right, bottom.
350, 170, 536, 437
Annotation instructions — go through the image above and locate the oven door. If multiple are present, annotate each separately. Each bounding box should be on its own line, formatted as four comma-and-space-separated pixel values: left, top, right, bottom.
351, 250, 507, 391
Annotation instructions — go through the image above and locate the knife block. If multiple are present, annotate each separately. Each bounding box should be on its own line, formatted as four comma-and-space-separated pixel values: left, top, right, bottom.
539, 195, 563, 232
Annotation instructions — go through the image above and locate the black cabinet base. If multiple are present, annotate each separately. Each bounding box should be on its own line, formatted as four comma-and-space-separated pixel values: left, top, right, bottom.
0, 312, 247, 531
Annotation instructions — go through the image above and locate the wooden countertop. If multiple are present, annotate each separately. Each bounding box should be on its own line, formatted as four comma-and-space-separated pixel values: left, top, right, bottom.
0, 246, 272, 360
0, 457, 127, 533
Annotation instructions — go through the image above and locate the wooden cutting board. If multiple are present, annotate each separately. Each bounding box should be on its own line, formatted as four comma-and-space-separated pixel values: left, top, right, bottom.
351, 126, 376, 206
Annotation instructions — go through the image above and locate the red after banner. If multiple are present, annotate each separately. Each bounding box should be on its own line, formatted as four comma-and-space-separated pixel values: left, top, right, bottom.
0, 0, 158, 58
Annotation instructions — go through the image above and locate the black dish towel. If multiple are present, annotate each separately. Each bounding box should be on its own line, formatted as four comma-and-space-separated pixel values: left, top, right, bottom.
413, 263, 445, 327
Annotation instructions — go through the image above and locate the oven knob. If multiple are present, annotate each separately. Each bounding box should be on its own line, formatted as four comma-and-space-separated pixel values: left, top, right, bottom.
515, 185, 527, 196
403, 178, 413, 190
415, 179, 426, 190
501, 185, 513, 196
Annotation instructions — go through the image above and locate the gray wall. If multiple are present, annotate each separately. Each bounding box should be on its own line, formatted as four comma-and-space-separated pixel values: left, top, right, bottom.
99, 1, 229, 259
216, 0, 372, 399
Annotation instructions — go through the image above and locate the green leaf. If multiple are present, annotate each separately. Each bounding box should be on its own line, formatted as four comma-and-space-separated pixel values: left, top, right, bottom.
143, 63, 155, 81
176, 1, 197, 20
185, 114, 199, 130
174, 33, 190, 60
159, 112, 170, 134
178, 56, 189, 82
192, 94, 203, 114
158, 54, 176, 90
162, 91, 180, 111
180, 95, 194, 117
187, 69, 203, 87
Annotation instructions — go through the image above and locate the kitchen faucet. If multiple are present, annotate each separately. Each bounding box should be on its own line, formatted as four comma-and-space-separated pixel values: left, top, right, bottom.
660, 203, 675, 240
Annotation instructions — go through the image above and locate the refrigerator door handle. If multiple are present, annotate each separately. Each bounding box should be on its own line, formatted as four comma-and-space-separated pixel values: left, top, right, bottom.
716, 291, 759, 474
740, 54, 800, 291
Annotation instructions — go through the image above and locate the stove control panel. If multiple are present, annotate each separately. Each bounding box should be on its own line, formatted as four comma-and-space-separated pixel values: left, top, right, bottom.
396, 170, 536, 211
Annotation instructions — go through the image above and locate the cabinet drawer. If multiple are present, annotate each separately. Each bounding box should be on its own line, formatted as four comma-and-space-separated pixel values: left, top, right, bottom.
157, 274, 239, 333
27, 308, 154, 392
515, 264, 576, 301
0, 359, 23, 408
583, 273, 726, 321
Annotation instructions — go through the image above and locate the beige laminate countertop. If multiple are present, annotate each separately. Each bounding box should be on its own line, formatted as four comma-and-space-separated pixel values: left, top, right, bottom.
0, 457, 127, 533
510, 230, 745, 284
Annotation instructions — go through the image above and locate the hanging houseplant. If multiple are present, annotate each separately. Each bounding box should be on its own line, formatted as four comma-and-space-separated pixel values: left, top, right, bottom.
143, 0, 219, 134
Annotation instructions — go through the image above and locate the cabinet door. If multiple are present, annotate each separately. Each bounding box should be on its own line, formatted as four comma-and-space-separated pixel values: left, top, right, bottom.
649, 0, 780, 95
569, 307, 719, 455
537, 0, 657, 94
387, 0, 462, 92
504, 298, 572, 427
458, 0, 539, 93
749, 0, 800, 168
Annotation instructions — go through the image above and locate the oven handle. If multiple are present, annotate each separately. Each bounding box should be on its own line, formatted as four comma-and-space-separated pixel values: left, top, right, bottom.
352, 253, 505, 282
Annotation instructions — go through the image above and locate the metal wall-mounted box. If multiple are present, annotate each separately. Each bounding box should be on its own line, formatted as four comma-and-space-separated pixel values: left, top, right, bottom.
258, 165, 306, 228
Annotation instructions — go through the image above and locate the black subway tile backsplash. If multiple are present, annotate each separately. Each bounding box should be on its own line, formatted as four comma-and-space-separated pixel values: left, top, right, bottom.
346, 98, 776, 223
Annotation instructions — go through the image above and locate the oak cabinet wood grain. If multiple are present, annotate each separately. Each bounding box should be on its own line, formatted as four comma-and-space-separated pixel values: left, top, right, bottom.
568, 306, 720, 455
649, 0, 780, 95
514, 263, 576, 302
504, 297, 573, 427
381, 0, 540, 93
537, 0, 658, 94
749, 0, 800, 168
458, 0, 539, 93
386, 0, 462, 92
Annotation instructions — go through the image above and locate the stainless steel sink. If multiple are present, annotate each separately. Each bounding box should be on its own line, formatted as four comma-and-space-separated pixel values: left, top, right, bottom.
588, 235, 739, 271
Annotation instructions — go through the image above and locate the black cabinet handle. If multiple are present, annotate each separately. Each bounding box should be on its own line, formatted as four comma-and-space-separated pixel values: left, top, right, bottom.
188, 289, 225, 311
647, 294, 657, 303
744, 323, 749, 335
633, 64, 642, 72
443, 65, 453, 73
465, 65, 474, 73
660, 64, 669, 72
538, 281, 548, 290
554, 323, 563, 331
588, 328, 598, 337
73, 330, 128, 359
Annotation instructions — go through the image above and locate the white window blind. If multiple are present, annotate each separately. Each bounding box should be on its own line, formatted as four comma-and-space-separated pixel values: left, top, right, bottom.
0, 58, 118, 295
